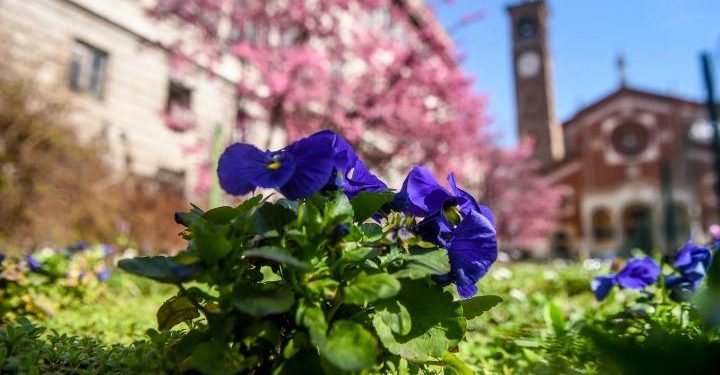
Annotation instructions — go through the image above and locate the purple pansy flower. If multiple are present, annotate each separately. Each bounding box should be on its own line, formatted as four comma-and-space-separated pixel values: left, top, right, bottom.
398, 166, 497, 299
433, 209, 498, 298
68, 242, 89, 253
591, 257, 660, 301
322, 130, 387, 198
673, 239, 711, 281
400, 166, 495, 245
664, 238, 713, 301
218, 130, 335, 200
97, 268, 111, 282
400, 166, 494, 222
25, 255, 42, 272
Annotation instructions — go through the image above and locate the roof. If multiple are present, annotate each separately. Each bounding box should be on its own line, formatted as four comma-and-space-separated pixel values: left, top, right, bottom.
562, 85, 703, 128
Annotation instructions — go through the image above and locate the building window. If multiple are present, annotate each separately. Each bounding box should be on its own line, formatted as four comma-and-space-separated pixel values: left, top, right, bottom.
611, 123, 649, 156
591, 208, 614, 242
551, 231, 571, 258
164, 81, 195, 132
69, 40, 108, 98
518, 18, 537, 40
622, 204, 653, 255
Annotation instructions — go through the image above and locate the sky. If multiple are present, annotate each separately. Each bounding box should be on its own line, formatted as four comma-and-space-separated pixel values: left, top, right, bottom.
430, 0, 720, 146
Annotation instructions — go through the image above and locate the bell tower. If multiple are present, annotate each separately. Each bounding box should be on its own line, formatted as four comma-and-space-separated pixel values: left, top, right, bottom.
507, 0, 564, 165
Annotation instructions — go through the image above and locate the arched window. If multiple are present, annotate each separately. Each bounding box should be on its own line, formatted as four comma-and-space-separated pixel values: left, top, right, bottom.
551, 231, 571, 258
592, 208, 614, 242
622, 204, 653, 255
664, 202, 690, 247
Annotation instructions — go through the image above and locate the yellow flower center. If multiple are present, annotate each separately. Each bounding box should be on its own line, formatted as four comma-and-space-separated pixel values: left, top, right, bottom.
267, 160, 282, 170
443, 205, 462, 226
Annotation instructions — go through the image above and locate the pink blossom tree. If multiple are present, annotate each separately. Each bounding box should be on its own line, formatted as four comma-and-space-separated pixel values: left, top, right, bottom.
474, 140, 563, 251
150, 0, 561, 249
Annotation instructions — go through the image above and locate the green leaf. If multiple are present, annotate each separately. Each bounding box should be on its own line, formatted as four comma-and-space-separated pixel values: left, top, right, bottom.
202, 206, 239, 225
342, 273, 401, 305
350, 191, 394, 222
236, 194, 264, 214
253, 202, 296, 234
372, 280, 466, 362
320, 320, 378, 372
301, 304, 328, 347
544, 301, 566, 336
187, 341, 246, 375
324, 193, 354, 226
232, 284, 295, 317
459, 295, 503, 320
360, 223, 383, 241
118, 256, 203, 283
442, 352, 475, 375
273, 350, 324, 375
243, 246, 308, 270
276, 198, 298, 212
190, 219, 233, 263
339, 247, 376, 263
374, 300, 412, 336
157, 295, 200, 331
393, 249, 451, 280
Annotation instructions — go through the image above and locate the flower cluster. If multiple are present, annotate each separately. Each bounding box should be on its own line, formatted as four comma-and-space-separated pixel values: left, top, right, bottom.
395, 167, 497, 298
217, 130, 497, 298
1, 243, 115, 285
592, 235, 717, 302
591, 257, 661, 301
665, 238, 713, 301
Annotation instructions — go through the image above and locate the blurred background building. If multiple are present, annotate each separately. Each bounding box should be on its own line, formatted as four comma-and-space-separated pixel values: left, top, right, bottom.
0, 0, 448, 200
0, 0, 240, 199
508, 0, 716, 257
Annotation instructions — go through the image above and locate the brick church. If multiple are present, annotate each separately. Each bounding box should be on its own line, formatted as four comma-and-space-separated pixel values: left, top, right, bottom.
507, 1, 716, 257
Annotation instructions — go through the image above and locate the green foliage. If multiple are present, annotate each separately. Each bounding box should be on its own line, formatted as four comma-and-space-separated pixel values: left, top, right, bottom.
0, 245, 111, 320
119, 191, 501, 374
0, 317, 173, 374
8, 259, 720, 374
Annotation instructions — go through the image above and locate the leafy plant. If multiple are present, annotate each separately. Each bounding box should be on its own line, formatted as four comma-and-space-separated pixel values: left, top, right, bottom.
121, 192, 501, 374
119, 130, 502, 374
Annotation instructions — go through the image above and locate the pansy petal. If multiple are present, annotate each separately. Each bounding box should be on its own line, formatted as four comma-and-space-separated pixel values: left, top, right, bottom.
616, 257, 660, 289
414, 211, 452, 246
344, 160, 388, 198
217, 143, 269, 195
447, 210, 498, 295
251, 150, 296, 188
456, 281, 479, 299
327, 130, 357, 170
328, 131, 387, 198
446, 173, 495, 227
591, 275, 617, 301
281, 131, 335, 200
402, 166, 451, 216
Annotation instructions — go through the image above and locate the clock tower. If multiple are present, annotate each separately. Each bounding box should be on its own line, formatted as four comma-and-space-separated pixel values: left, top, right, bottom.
507, 0, 564, 166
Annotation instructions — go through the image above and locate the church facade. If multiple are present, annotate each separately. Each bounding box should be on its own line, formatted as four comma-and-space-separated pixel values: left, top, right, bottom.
508, 1, 716, 257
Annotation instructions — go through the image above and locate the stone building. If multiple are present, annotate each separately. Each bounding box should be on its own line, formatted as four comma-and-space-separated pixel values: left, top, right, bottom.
508, 0, 715, 257
0, 0, 242, 199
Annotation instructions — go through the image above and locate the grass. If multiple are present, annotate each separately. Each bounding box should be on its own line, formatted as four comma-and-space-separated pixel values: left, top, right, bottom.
6, 260, 710, 374
40, 274, 176, 344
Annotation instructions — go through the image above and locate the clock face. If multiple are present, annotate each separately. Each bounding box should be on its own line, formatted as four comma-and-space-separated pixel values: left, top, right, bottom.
517, 51, 541, 78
